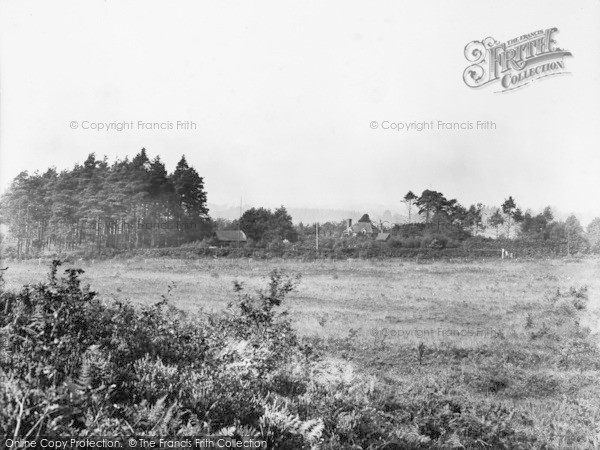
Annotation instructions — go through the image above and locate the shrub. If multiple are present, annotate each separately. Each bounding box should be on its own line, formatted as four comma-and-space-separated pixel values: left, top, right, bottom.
0, 262, 586, 448
0, 262, 325, 446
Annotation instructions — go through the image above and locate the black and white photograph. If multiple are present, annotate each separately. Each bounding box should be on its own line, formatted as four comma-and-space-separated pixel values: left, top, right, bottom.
1, 1, 599, 448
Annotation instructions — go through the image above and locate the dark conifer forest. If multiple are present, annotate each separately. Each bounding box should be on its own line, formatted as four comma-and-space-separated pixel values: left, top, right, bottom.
0, 149, 210, 256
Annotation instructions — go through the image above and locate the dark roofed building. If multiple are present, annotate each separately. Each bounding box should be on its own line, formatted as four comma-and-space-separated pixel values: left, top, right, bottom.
342, 217, 380, 237
215, 230, 247, 243
351, 222, 379, 236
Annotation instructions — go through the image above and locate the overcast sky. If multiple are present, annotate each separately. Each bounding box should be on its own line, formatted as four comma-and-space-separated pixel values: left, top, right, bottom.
1, 0, 599, 224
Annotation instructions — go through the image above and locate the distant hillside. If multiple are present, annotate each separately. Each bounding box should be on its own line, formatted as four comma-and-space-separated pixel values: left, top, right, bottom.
207, 203, 407, 225
208, 203, 364, 224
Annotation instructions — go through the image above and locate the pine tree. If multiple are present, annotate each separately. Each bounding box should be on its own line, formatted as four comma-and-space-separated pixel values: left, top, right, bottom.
171, 155, 209, 219
148, 156, 176, 246
403, 191, 418, 223
415, 190, 447, 225
501, 196, 524, 238
0, 149, 211, 253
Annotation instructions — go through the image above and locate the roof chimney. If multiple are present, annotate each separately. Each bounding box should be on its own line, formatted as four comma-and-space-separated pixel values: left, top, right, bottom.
347, 218, 352, 228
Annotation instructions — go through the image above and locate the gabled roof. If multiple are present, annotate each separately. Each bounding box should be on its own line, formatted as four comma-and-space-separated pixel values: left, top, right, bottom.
351, 222, 377, 234
375, 233, 391, 241
215, 230, 247, 242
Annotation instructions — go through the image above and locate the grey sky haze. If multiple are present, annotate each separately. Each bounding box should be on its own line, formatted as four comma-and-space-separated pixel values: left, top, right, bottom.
1, 0, 598, 224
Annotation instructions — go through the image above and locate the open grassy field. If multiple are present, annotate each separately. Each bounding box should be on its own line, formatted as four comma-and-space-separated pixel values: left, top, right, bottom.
3, 256, 600, 341
3, 256, 600, 447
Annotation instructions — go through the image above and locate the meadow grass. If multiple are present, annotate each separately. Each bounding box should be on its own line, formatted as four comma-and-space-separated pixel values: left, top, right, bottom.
3, 256, 600, 447
3, 256, 599, 341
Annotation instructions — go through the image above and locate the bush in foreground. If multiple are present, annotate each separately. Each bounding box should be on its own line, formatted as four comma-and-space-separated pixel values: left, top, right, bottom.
0, 261, 572, 448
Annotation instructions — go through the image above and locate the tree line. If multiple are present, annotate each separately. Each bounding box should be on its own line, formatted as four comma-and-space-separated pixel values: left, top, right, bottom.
1, 152, 598, 257
213, 207, 298, 243
0, 149, 210, 257
401, 190, 485, 234
399, 190, 589, 251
